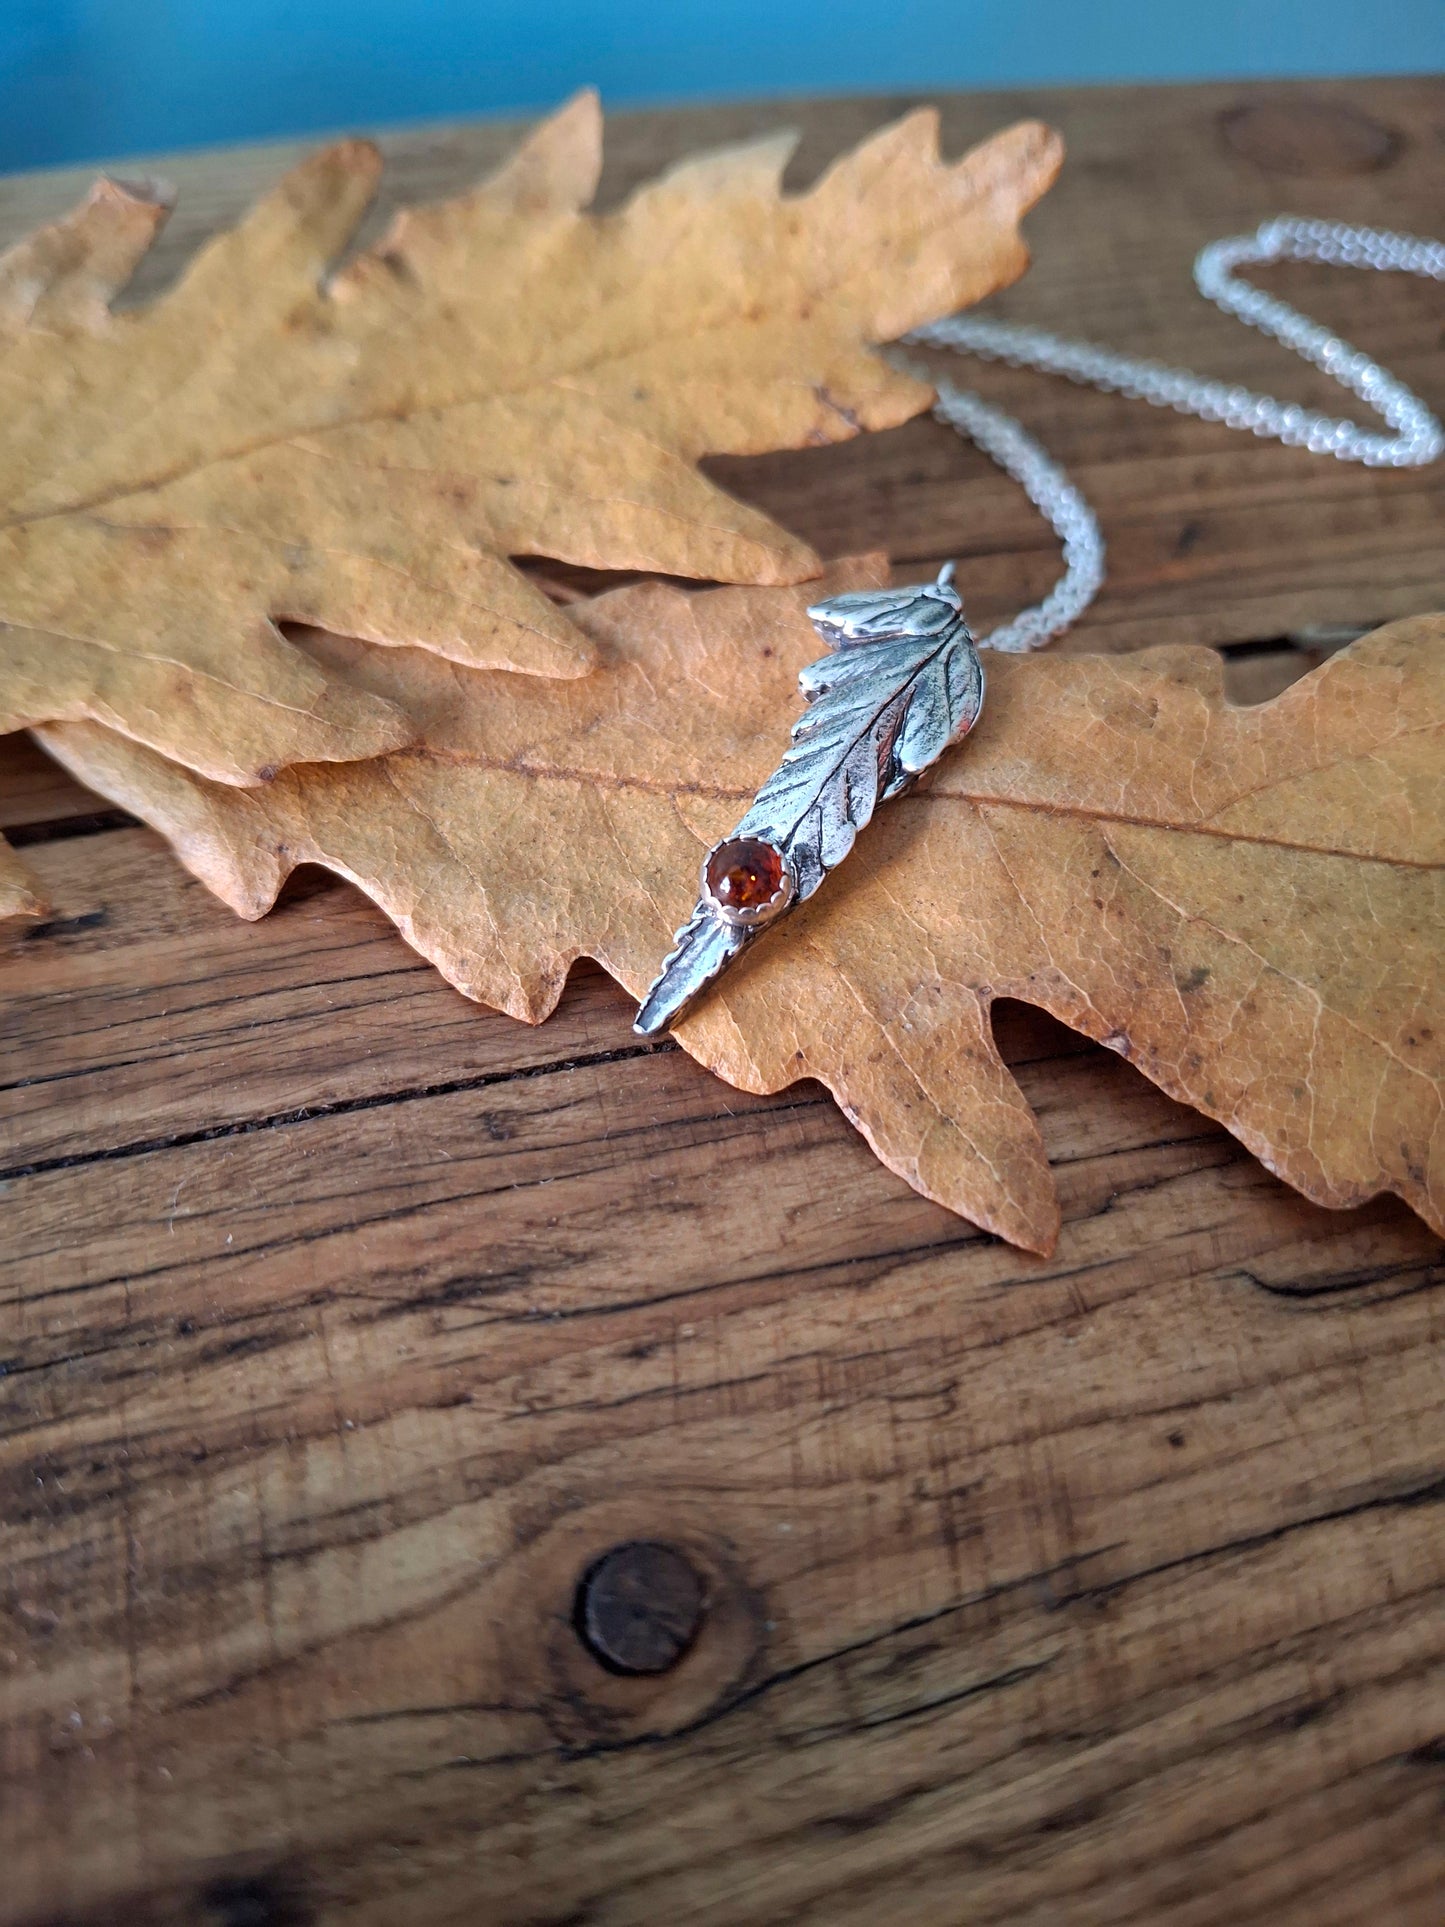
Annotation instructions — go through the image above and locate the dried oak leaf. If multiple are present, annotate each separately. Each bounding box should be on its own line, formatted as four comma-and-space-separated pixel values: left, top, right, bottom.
0, 97, 1060, 783
38, 560, 1443, 1255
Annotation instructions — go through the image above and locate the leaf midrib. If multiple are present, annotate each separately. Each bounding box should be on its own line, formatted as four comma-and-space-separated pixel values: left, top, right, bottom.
428, 742, 1439, 871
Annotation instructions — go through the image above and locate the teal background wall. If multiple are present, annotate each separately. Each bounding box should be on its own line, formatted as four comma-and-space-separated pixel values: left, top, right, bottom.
3, 0, 1442, 172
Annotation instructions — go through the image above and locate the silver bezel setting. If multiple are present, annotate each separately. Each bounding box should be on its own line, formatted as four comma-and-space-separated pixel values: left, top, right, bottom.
700, 840, 795, 929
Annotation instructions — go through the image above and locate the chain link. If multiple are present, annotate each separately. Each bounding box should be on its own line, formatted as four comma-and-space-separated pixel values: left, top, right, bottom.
896, 218, 1445, 652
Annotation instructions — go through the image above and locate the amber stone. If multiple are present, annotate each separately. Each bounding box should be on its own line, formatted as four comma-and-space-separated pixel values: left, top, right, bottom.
704, 837, 787, 913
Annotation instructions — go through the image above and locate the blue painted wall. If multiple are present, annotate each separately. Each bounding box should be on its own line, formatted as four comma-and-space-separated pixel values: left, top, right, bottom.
3, 0, 1441, 173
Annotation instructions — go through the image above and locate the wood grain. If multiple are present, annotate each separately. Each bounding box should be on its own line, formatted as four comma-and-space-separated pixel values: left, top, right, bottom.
2, 77, 1443, 1927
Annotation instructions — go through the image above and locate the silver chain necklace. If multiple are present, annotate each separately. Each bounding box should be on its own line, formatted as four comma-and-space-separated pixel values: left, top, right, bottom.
635, 219, 1442, 1033
901, 216, 1445, 653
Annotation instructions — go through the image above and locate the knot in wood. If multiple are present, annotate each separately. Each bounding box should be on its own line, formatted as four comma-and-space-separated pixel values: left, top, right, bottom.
1218, 98, 1401, 177
574, 1541, 706, 1676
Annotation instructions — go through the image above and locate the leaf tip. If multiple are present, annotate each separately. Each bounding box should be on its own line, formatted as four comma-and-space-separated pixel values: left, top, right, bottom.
742, 536, 827, 588
895, 103, 944, 158
969, 117, 1066, 211
519, 631, 602, 680
216, 690, 417, 787
0, 171, 175, 332
95, 172, 177, 217
1015, 1213, 1061, 1260
322, 134, 386, 179
556, 84, 604, 134
0, 868, 51, 922
488, 88, 605, 216
278, 135, 384, 234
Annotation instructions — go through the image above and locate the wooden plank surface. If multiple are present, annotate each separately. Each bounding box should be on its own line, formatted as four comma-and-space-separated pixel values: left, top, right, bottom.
2, 76, 1443, 1927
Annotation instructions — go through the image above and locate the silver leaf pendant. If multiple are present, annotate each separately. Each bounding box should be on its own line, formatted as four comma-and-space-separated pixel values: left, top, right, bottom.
634, 563, 984, 1037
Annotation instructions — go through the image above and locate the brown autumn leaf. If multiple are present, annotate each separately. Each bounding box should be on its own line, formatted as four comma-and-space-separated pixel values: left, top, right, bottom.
0, 97, 1060, 784
37, 560, 1443, 1255
0, 833, 47, 918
